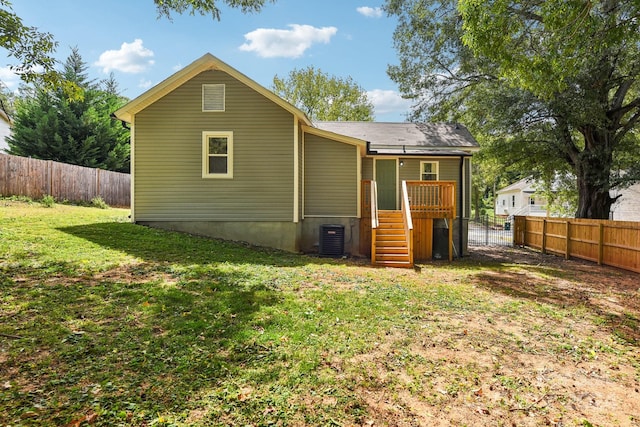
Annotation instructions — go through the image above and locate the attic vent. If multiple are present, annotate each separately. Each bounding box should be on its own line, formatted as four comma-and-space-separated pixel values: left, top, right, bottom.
202, 84, 225, 112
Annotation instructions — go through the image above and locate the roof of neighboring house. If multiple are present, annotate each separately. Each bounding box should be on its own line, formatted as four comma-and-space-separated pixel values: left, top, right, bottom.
497, 178, 538, 194
0, 110, 10, 124
314, 121, 480, 156
114, 53, 312, 125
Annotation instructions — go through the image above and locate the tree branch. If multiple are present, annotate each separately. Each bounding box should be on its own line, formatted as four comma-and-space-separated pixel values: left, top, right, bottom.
506, 5, 543, 22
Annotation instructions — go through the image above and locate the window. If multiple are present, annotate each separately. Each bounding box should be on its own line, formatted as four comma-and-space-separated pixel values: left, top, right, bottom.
202, 131, 233, 178
502, 199, 505, 206
530, 197, 535, 205
511, 195, 515, 207
202, 84, 225, 112
420, 161, 439, 181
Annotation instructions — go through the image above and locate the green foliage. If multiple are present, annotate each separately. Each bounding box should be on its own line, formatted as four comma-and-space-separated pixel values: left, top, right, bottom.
91, 196, 109, 209
385, 0, 640, 218
154, 0, 275, 20
7, 48, 130, 172
0, 1, 80, 98
40, 194, 55, 208
272, 66, 375, 122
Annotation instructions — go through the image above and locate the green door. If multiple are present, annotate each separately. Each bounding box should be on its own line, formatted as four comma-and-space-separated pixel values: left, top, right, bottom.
375, 159, 397, 210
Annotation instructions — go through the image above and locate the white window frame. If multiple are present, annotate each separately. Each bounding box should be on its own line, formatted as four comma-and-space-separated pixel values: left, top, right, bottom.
202, 131, 233, 179
420, 161, 439, 181
202, 84, 225, 112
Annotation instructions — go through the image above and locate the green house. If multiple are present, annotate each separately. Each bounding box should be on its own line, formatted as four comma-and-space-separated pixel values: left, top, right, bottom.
114, 53, 479, 267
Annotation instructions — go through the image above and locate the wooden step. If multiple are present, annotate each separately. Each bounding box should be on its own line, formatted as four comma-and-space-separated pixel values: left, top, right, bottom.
373, 210, 413, 268
376, 228, 404, 238
376, 252, 410, 261
376, 238, 407, 248
374, 260, 413, 268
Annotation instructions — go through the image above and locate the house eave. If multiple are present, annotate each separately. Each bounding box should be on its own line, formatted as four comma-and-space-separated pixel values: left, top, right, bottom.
302, 125, 367, 155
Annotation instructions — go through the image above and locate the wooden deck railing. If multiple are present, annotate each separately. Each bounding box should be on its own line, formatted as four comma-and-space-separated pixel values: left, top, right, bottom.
405, 180, 456, 219
401, 181, 414, 266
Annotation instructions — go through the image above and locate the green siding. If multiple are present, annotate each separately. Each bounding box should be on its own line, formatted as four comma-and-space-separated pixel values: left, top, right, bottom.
397, 157, 465, 216
134, 71, 295, 221
362, 157, 373, 180
304, 134, 358, 216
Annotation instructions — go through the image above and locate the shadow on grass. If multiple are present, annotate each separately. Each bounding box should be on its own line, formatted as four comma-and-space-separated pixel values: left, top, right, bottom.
1, 262, 289, 425
467, 249, 640, 345
58, 221, 341, 268
0, 222, 354, 425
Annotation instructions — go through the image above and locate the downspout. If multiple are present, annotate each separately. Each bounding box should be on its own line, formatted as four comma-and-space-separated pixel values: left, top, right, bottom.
459, 156, 464, 258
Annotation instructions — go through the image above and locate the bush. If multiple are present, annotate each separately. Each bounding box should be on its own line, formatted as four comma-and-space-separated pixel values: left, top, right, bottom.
91, 196, 109, 209
40, 195, 56, 208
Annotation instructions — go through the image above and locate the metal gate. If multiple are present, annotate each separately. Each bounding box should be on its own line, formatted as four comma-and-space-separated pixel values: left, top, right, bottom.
468, 215, 513, 247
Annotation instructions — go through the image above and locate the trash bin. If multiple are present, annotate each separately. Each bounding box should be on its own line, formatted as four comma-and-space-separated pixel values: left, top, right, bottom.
432, 220, 449, 260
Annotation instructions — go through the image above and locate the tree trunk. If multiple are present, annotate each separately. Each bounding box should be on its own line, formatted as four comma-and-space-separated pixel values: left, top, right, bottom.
574, 129, 615, 219
575, 176, 614, 219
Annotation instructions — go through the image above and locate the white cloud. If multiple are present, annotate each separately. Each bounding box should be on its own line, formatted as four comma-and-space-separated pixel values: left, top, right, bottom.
138, 79, 153, 89
0, 66, 20, 89
239, 24, 338, 58
357, 6, 383, 18
172, 64, 183, 72
94, 39, 155, 74
367, 89, 412, 117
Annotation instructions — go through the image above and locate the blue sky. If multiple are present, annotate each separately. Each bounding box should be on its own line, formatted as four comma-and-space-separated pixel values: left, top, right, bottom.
3, 0, 413, 122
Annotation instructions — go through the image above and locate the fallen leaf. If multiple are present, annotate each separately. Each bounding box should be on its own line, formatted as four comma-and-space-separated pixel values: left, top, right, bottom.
65, 411, 98, 427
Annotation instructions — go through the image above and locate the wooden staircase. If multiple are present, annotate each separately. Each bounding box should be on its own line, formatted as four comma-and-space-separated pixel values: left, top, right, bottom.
373, 210, 412, 268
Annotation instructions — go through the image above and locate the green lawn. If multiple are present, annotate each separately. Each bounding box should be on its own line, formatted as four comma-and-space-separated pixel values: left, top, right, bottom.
1, 199, 638, 426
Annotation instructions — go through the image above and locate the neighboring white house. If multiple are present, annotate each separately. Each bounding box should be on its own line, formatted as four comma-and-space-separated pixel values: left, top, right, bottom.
610, 183, 640, 221
495, 178, 548, 217
0, 110, 11, 153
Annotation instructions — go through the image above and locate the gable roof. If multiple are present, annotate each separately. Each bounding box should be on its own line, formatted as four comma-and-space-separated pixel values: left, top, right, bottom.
497, 178, 538, 194
314, 122, 480, 156
114, 53, 312, 125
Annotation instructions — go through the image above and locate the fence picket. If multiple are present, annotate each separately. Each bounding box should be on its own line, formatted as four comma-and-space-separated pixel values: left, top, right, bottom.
515, 215, 640, 274
0, 153, 130, 207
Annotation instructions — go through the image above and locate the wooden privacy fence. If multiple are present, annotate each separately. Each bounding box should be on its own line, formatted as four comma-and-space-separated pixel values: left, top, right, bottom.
0, 153, 130, 207
514, 216, 640, 274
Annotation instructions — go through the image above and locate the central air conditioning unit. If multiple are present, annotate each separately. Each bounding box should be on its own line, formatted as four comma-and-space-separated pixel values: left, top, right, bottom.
319, 224, 345, 257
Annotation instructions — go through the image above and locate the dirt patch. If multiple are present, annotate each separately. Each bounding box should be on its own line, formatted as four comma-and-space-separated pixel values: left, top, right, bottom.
350, 246, 640, 427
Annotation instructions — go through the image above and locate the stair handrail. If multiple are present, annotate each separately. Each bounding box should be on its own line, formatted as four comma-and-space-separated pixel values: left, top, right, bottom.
401, 180, 414, 266
371, 180, 379, 229
370, 181, 379, 266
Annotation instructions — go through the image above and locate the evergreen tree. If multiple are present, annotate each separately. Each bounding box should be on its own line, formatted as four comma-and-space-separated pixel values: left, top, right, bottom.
7, 48, 130, 172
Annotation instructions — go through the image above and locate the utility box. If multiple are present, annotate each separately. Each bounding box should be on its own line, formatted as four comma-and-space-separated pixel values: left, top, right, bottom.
319, 224, 345, 257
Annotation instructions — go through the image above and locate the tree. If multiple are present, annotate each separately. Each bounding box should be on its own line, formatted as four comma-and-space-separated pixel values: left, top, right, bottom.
7, 48, 130, 172
0, 1, 82, 98
272, 66, 375, 122
385, 0, 640, 219
154, 0, 275, 20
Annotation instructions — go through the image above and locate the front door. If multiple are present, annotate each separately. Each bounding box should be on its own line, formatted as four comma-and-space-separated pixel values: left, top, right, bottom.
375, 159, 397, 210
